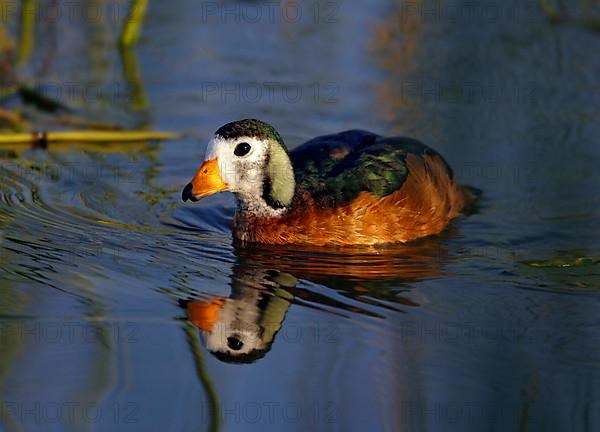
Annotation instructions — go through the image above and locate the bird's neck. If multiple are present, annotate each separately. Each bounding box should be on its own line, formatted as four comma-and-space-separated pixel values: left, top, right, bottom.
235, 142, 296, 219
235, 191, 291, 219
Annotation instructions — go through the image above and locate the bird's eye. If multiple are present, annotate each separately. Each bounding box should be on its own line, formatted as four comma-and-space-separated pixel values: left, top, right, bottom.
234, 142, 251, 157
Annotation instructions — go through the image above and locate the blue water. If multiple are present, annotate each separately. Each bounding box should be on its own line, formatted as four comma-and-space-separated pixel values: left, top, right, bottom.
1, 0, 599, 431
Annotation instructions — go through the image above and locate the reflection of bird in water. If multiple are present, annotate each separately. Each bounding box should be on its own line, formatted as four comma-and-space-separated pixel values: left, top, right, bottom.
182, 268, 296, 364
181, 236, 457, 364
182, 119, 477, 246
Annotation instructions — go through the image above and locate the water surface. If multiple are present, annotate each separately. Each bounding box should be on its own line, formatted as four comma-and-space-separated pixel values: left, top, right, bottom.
1, 0, 599, 431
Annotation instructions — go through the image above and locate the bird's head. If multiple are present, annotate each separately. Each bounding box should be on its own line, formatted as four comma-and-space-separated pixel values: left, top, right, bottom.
182, 119, 295, 217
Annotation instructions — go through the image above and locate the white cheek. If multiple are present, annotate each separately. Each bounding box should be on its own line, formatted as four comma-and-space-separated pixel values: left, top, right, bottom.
205, 138, 237, 186
244, 166, 262, 186
216, 154, 238, 187
204, 138, 220, 161
204, 136, 266, 191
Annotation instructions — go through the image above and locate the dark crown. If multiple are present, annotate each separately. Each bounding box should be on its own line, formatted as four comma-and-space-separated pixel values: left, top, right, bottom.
215, 119, 286, 150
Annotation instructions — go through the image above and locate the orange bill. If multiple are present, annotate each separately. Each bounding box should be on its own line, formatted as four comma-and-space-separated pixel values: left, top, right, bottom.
182, 159, 228, 202
187, 298, 225, 333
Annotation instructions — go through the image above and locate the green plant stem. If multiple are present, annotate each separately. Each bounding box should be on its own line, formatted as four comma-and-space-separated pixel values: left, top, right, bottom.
16, 0, 35, 66
120, 0, 149, 47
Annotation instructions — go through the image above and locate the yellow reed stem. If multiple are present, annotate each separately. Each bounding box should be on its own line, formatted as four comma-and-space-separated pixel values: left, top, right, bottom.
0, 130, 180, 144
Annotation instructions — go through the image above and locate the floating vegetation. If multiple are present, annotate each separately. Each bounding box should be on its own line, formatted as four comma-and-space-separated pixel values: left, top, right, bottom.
524, 257, 600, 268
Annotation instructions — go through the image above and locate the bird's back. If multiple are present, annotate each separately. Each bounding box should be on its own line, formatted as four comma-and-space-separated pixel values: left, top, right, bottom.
290, 130, 453, 207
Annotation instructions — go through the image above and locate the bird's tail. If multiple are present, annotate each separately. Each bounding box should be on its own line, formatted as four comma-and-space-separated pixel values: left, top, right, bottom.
458, 185, 482, 215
